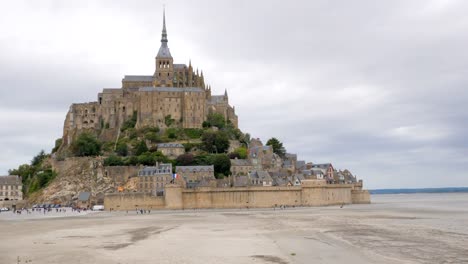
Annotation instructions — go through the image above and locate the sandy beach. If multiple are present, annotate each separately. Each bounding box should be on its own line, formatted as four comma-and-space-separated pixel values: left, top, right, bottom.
1, 193, 467, 264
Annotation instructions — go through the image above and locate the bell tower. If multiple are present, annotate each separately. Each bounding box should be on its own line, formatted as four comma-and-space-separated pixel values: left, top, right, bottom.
154, 8, 174, 87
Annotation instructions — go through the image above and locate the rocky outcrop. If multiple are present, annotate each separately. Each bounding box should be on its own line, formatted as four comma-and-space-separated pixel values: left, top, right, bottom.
28, 157, 135, 204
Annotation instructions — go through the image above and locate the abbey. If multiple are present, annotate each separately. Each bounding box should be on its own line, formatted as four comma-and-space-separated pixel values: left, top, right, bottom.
62, 10, 238, 146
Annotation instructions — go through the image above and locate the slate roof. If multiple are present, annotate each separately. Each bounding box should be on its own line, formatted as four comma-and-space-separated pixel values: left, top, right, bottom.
176, 165, 214, 173
296, 160, 306, 169
102, 88, 122, 93
139, 164, 172, 176
139, 87, 204, 93
249, 145, 272, 157
249, 171, 273, 182
311, 168, 327, 175
174, 64, 187, 69
78, 192, 91, 201
295, 174, 305, 181
234, 176, 250, 187
311, 163, 332, 169
230, 159, 252, 166
210, 95, 226, 104
0, 175, 21, 185
157, 43, 172, 58
157, 143, 184, 148
122, 75, 153, 82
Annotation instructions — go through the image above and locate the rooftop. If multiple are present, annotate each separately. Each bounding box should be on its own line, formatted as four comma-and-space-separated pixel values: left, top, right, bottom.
139, 87, 204, 93
0, 175, 22, 185
176, 165, 214, 172
157, 143, 184, 148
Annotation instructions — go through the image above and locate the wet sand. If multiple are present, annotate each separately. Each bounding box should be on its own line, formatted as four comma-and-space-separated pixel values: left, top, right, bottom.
1, 193, 468, 264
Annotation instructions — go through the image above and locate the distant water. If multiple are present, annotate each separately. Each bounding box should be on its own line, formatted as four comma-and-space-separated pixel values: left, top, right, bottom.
370, 187, 468, 195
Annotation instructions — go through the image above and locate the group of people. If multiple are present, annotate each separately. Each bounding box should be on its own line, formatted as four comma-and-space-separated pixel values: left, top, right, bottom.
135, 208, 151, 214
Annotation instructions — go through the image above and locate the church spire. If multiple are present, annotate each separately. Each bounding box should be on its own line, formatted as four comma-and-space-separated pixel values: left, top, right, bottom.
156, 7, 172, 58
161, 7, 168, 44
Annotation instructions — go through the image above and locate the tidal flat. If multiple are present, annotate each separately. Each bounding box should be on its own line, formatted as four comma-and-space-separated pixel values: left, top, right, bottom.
1, 193, 467, 264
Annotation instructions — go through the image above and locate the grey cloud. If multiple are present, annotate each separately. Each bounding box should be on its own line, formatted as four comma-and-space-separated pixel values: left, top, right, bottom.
1, 0, 467, 188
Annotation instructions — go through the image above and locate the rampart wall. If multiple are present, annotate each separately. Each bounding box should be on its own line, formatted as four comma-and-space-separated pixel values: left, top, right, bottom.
104, 181, 371, 211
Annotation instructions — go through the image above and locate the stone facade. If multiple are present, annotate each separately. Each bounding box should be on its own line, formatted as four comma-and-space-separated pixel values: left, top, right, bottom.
175, 166, 215, 186
61, 11, 238, 147
104, 181, 371, 211
157, 143, 185, 159
0, 175, 23, 201
137, 163, 173, 195
248, 139, 282, 171
230, 159, 253, 176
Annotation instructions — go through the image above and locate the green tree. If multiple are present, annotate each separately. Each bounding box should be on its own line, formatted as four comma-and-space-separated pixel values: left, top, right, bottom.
207, 154, 231, 178
134, 140, 148, 156
145, 132, 161, 143
176, 153, 195, 166
166, 128, 179, 139
153, 151, 170, 163
104, 155, 124, 166
9, 164, 34, 181
201, 131, 229, 153
115, 142, 128, 156
71, 133, 101, 156
124, 156, 139, 166
52, 138, 63, 153
266, 137, 286, 158
137, 152, 155, 165
184, 128, 204, 139
121, 111, 138, 131
31, 150, 48, 166
235, 147, 248, 159
37, 169, 57, 188
165, 115, 175, 127
205, 112, 226, 129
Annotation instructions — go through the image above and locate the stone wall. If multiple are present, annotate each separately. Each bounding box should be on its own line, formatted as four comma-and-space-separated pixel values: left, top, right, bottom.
104, 166, 139, 187
104, 192, 165, 211
104, 181, 369, 210
351, 190, 371, 204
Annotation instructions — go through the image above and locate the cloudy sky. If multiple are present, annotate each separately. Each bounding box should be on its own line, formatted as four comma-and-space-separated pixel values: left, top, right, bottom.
1, 0, 467, 189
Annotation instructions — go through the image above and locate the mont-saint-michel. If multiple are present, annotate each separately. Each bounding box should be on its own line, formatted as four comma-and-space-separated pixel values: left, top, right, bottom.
2, 3, 468, 264
1, 10, 370, 209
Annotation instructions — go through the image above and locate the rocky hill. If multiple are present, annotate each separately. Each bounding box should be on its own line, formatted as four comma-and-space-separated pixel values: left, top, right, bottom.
28, 157, 123, 204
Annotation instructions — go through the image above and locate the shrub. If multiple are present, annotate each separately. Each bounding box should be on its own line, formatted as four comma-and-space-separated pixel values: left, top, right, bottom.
70, 133, 101, 157
104, 155, 124, 166
145, 132, 161, 143
134, 140, 148, 156
52, 138, 63, 153
115, 142, 128, 156
184, 128, 204, 139
165, 115, 175, 127
121, 111, 138, 131
205, 112, 226, 129
176, 153, 195, 166
201, 130, 230, 153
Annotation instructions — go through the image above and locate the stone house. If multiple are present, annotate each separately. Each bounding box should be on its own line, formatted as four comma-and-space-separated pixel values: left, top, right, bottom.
77, 192, 91, 209
283, 153, 297, 171
230, 158, 253, 176
176, 165, 215, 187
0, 175, 23, 201
249, 171, 273, 187
233, 176, 250, 187
311, 164, 335, 183
138, 163, 173, 195
248, 143, 282, 172
157, 143, 185, 159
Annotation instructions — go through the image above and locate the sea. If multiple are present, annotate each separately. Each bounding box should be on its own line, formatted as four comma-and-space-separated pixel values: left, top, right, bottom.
370, 187, 468, 195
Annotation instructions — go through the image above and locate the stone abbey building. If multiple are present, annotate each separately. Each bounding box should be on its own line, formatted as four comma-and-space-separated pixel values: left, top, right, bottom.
62, 10, 238, 146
